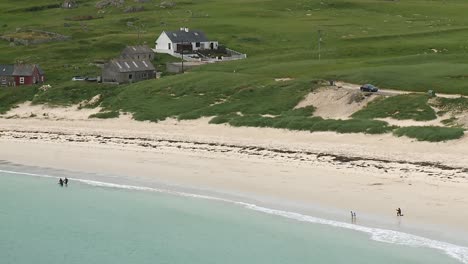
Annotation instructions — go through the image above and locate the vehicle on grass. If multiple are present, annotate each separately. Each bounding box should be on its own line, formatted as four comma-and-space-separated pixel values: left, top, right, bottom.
360, 84, 378, 92
72, 76, 86, 81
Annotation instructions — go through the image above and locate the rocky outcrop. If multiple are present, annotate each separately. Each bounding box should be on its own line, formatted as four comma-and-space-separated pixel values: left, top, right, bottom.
95, 0, 125, 9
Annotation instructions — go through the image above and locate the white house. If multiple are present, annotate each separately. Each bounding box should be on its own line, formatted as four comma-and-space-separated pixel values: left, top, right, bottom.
154, 28, 219, 55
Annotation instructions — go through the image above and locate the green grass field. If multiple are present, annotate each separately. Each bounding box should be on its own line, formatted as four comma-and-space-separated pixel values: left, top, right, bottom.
0, 0, 467, 141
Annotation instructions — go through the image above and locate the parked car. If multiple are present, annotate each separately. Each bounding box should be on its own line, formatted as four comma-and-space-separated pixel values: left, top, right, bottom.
72, 76, 87, 81
360, 84, 378, 92
86, 77, 98, 82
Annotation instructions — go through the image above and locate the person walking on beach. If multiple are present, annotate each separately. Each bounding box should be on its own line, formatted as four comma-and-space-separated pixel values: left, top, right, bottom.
396, 208, 403, 216
58, 178, 64, 187
64, 177, 69, 186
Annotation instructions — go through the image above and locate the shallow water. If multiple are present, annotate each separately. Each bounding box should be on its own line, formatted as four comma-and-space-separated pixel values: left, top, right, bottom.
0, 171, 466, 264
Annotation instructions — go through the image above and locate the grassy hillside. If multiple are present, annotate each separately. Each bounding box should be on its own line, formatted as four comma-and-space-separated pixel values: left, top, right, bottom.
0, 0, 467, 141
2, 0, 468, 93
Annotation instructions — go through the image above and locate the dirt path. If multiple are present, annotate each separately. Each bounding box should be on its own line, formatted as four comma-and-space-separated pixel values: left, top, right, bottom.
336, 82, 465, 98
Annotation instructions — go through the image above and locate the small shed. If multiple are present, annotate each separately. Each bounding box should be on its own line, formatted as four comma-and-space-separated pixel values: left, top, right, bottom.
120, 45, 155, 61
62, 0, 78, 9
102, 59, 156, 84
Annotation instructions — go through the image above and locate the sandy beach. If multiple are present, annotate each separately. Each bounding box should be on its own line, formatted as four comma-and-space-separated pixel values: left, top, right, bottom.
1, 115, 468, 243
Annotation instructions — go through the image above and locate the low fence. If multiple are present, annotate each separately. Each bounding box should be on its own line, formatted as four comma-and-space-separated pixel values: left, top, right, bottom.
170, 52, 202, 62
224, 48, 247, 60
156, 46, 247, 63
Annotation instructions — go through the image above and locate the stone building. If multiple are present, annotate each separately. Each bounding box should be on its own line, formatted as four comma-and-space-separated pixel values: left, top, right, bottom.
102, 59, 156, 84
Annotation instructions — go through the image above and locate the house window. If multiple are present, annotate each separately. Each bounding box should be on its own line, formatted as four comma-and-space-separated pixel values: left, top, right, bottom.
168, 43, 171, 50
19, 77, 25, 84
129, 74, 133, 80
196, 42, 201, 48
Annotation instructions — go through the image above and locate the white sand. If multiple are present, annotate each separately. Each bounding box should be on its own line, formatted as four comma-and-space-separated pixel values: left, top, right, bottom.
0, 116, 467, 239
3, 101, 101, 120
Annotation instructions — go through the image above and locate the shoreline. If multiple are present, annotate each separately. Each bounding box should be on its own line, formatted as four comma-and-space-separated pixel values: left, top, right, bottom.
0, 117, 468, 245
2, 168, 468, 264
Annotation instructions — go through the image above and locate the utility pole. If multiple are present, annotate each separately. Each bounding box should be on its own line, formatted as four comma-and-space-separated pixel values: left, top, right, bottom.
137, 23, 145, 45
137, 28, 140, 44
181, 40, 184, 73
318, 29, 322, 61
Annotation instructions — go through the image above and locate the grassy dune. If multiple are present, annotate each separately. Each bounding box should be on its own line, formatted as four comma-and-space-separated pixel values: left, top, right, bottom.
352, 94, 437, 121
0, 0, 467, 140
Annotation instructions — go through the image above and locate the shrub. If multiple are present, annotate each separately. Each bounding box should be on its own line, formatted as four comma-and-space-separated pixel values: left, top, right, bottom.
89, 111, 120, 119
225, 115, 393, 134
393, 126, 464, 142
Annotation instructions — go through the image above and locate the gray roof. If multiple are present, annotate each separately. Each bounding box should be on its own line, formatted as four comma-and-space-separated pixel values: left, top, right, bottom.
0, 64, 43, 76
12, 64, 35, 76
121, 45, 153, 55
0, 64, 14, 76
37, 65, 44, 75
107, 59, 155, 73
165, 29, 208, 43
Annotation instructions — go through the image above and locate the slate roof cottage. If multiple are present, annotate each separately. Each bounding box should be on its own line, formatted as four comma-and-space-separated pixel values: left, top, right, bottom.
102, 59, 156, 84
0, 64, 45, 87
13, 64, 45, 86
154, 28, 219, 55
121, 45, 155, 61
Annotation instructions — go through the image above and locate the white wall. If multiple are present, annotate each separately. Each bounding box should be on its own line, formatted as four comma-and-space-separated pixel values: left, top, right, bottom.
154, 32, 174, 54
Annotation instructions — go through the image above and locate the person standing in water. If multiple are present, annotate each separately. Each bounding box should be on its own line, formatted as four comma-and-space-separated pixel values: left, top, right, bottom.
350, 211, 357, 223
64, 177, 69, 186
58, 178, 64, 187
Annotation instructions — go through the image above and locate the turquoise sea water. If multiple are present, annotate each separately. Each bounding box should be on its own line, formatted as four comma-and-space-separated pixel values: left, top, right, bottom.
1, 171, 467, 264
